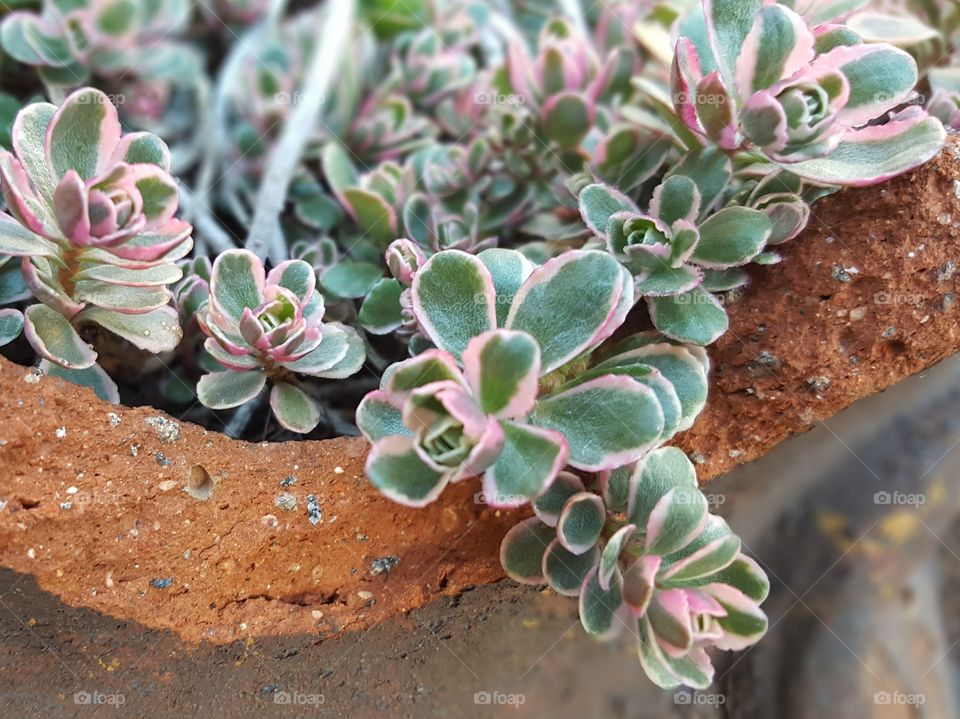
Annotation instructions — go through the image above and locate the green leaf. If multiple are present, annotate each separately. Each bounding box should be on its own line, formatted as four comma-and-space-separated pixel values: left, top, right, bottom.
544, 540, 599, 597
313, 325, 365, 379
578, 183, 639, 237
507, 251, 632, 374
320, 261, 383, 299
636, 265, 704, 296
531, 375, 663, 471
626, 447, 699, 530
210, 249, 263, 322
10, 102, 57, 205
533, 471, 585, 527
342, 188, 396, 247
463, 330, 540, 418
599, 524, 636, 590
579, 567, 625, 639
482, 421, 567, 506
652, 175, 701, 225
557, 491, 606, 555
411, 250, 496, 361
356, 391, 408, 442
270, 381, 321, 434
387, 350, 464, 394
196, 370, 266, 410
23, 304, 96, 369
366, 435, 448, 507
73, 282, 172, 313
666, 146, 732, 214
477, 248, 535, 327
542, 92, 592, 148
321, 142, 359, 196
697, 554, 769, 602
0, 308, 23, 346
691, 206, 771, 268
47, 89, 120, 181
358, 278, 403, 334
500, 516, 555, 585
39, 359, 119, 403
0, 214, 60, 257
76, 306, 181, 354
648, 287, 728, 345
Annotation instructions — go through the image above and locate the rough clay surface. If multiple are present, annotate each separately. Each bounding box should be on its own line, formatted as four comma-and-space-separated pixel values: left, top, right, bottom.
1, 139, 959, 646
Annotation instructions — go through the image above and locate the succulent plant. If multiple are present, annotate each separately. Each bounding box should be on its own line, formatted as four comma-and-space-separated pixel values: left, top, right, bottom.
501, 447, 769, 689
1, 0, 200, 90
200, 0, 270, 27
579, 167, 773, 345
0, 88, 192, 399
196, 249, 366, 434
358, 247, 711, 506
671, 0, 946, 185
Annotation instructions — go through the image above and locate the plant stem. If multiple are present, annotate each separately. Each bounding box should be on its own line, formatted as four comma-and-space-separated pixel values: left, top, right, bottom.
244, 0, 357, 262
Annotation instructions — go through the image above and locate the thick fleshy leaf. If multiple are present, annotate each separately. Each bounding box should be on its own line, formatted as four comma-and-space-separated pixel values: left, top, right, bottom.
358, 278, 403, 334
599, 524, 636, 591
698, 554, 770, 603
312, 325, 365, 379
387, 350, 464, 395
356, 390, 408, 442
507, 251, 632, 374
647, 589, 694, 652
280, 325, 350, 375
73, 282, 171, 313
12, 102, 57, 206
701, 268, 749, 291
580, 566, 626, 640
2, 13, 73, 66
482, 421, 567, 508
412, 250, 496, 361
0, 213, 60, 257
707, 584, 768, 650
210, 249, 264, 323
542, 92, 593, 148
0, 308, 23, 346
819, 44, 918, 128
270, 381, 321, 434
342, 188, 396, 247
533, 471, 585, 527
366, 434, 448, 507
705, 0, 764, 89
661, 520, 741, 584
531, 375, 663, 471
477, 248, 536, 327
196, 369, 266, 410
846, 11, 938, 46
648, 288, 728, 345
134, 166, 178, 225
638, 616, 713, 690
112, 132, 171, 169
627, 447, 699, 529
783, 115, 946, 187
321, 142, 359, 202
644, 487, 709, 556
76, 262, 183, 287
734, 4, 814, 98
557, 492, 606, 555
623, 555, 661, 615
665, 146, 732, 214
46, 88, 120, 181
499, 516, 555, 585
578, 184, 639, 237
651, 176, 701, 226
691, 206, 771, 268
203, 338, 260, 371
39, 359, 119, 404
599, 465, 632, 514
76, 305, 181, 353
544, 539, 599, 597
597, 343, 709, 432
462, 330, 540, 418
320, 261, 383, 299
23, 304, 96, 369
636, 265, 704, 297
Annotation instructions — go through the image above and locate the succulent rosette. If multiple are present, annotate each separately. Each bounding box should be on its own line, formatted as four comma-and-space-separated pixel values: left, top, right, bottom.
671, 0, 945, 185
501, 447, 769, 689
358, 247, 712, 507
0, 88, 192, 400
196, 250, 366, 434
1, 0, 199, 88
579, 164, 773, 345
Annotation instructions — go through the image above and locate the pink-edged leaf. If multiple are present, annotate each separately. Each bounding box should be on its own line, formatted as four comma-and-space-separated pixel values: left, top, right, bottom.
266, 259, 316, 304
530, 375, 664, 472
110, 131, 171, 170
647, 588, 694, 654
598, 524, 636, 591
21, 257, 84, 317
626, 447, 699, 528
85, 219, 193, 266
500, 516, 554, 585
481, 421, 565, 506
0, 308, 24, 346
203, 337, 260, 371
196, 369, 266, 410
623, 555, 661, 616
578, 183, 640, 238
23, 303, 96, 369
0, 153, 57, 236
209, 249, 265, 324
0, 213, 61, 257
543, 539, 600, 597
411, 250, 496, 362
557, 491, 606, 555
704, 0, 764, 94
703, 583, 768, 650
580, 564, 628, 640
12, 101, 57, 206
734, 4, 815, 98
133, 164, 179, 227
270, 381, 321, 434
52, 170, 91, 243
694, 71, 739, 149
506, 251, 634, 374
74, 305, 182, 354
671, 37, 706, 136
533, 471, 586, 527
462, 329, 541, 419
356, 389, 408, 443
45, 88, 121, 181
39, 359, 120, 404
385, 349, 467, 398
637, 615, 715, 690
644, 487, 709, 556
